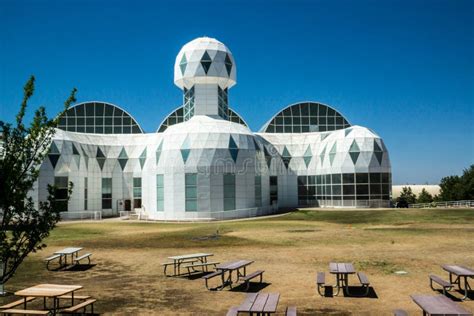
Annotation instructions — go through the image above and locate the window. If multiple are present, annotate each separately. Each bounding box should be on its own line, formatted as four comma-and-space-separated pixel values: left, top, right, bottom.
133, 177, 142, 208
84, 177, 88, 210
102, 178, 112, 209
54, 177, 69, 212
185, 173, 197, 211
223, 173, 235, 211
156, 175, 164, 212
57, 102, 143, 134
255, 176, 262, 207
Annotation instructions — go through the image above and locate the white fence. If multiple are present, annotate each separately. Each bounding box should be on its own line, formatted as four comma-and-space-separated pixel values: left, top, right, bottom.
60, 211, 102, 221
409, 200, 474, 209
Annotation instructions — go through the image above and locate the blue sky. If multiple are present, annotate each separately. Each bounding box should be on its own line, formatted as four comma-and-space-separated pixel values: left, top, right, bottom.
1, 0, 473, 184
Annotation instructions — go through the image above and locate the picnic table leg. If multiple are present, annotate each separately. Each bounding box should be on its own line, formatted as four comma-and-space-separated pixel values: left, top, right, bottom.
24, 296, 27, 309
460, 276, 470, 301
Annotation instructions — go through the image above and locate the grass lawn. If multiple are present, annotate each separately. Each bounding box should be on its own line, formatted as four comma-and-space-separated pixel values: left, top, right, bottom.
2, 208, 474, 315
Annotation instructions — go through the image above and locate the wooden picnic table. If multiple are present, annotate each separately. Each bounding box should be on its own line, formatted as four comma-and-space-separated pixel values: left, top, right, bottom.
237, 292, 280, 315
329, 262, 356, 296
54, 247, 83, 266
215, 260, 254, 290
167, 253, 213, 276
15, 284, 83, 315
411, 294, 473, 316
442, 264, 474, 300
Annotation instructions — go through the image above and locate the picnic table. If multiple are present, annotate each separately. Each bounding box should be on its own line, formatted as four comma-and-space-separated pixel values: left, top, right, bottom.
442, 264, 474, 300
166, 253, 213, 276
237, 292, 280, 315
411, 294, 473, 316
215, 260, 254, 290
329, 262, 356, 296
14, 283, 83, 315
54, 247, 83, 266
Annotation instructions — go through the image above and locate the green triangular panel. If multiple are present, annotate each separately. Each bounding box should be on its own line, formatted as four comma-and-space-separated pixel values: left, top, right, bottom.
73, 155, 81, 168
96, 147, 105, 158
72, 143, 80, 155
50, 142, 60, 154
181, 136, 190, 150
225, 53, 232, 76
228, 136, 239, 162
319, 145, 326, 164
179, 54, 187, 75
200, 51, 212, 74
263, 146, 272, 169
253, 138, 260, 152
181, 149, 190, 164
81, 145, 88, 157
48, 154, 60, 168
228, 136, 238, 149
97, 157, 106, 170
374, 139, 383, 152
329, 142, 337, 166
350, 152, 360, 165
303, 145, 312, 168
345, 128, 352, 137
321, 133, 329, 141
281, 146, 291, 169
139, 148, 147, 169
374, 151, 383, 165
118, 158, 128, 170
119, 147, 128, 159
349, 140, 360, 153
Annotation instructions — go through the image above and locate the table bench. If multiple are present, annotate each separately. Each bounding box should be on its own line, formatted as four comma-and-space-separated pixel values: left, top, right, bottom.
62, 298, 96, 314
411, 294, 472, 315
0, 309, 50, 315
316, 272, 325, 296
44, 254, 62, 270
240, 270, 264, 291
73, 253, 92, 265
430, 274, 453, 295
202, 271, 224, 289
238, 292, 280, 315
182, 261, 219, 275
58, 295, 91, 300
226, 306, 238, 316
0, 297, 36, 310
356, 272, 371, 296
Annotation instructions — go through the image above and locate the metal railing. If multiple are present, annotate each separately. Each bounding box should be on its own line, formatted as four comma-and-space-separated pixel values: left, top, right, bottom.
409, 200, 474, 209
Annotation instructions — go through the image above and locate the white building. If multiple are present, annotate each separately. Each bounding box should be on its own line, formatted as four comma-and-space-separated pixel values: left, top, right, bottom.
34, 37, 392, 220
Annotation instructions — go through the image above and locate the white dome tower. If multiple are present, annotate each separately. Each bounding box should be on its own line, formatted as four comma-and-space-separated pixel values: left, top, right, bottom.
174, 37, 236, 121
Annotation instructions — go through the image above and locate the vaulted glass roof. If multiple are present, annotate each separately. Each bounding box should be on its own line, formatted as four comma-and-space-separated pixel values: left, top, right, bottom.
259, 101, 351, 133
58, 101, 143, 134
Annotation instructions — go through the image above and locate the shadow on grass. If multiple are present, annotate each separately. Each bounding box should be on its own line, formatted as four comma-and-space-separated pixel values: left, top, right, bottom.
321, 286, 378, 299
433, 288, 474, 302
63, 264, 97, 272
229, 282, 271, 293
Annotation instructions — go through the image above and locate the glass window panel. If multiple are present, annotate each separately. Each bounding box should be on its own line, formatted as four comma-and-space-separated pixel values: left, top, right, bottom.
343, 184, 355, 195
356, 184, 369, 195
370, 173, 381, 184
356, 173, 369, 183
332, 185, 341, 195
370, 184, 382, 194
343, 173, 355, 184
332, 174, 341, 184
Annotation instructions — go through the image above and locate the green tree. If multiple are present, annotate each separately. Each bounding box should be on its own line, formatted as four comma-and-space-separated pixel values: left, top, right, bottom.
0, 76, 76, 294
459, 165, 474, 200
398, 186, 417, 204
438, 175, 462, 201
416, 188, 433, 203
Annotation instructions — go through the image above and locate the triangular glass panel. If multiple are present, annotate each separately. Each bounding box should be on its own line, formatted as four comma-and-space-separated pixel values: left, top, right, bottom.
228, 136, 239, 162
73, 155, 81, 169
373, 140, 383, 165
329, 142, 337, 166
319, 145, 326, 164
281, 146, 291, 169
96, 147, 106, 170
156, 141, 163, 165
48, 154, 60, 168
179, 54, 187, 75
118, 147, 128, 159
345, 128, 352, 137
72, 143, 80, 155
139, 148, 147, 169
225, 53, 232, 76
253, 138, 261, 152
349, 140, 360, 165
181, 148, 190, 164
118, 147, 128, 170
50, 142, 60, 154
303, 145, 312, 168
263, 146, 272, 169
200, 51, 212, 74
321, 133, 329, 141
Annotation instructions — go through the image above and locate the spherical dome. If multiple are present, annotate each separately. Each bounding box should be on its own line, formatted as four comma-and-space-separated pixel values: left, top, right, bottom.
174, 37, 236, 90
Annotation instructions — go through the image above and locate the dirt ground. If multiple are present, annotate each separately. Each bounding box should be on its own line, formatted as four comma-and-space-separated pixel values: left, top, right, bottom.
2, 208, 474, 315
